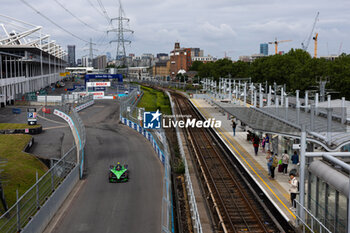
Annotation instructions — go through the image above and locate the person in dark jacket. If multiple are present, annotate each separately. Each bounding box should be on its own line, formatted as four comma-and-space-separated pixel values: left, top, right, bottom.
291, 151, 299, 164
253, 135, 259, 156
231, 119, 237, 136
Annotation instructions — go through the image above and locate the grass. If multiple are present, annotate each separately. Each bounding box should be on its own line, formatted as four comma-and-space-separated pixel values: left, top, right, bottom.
0, 135, 48, 210
0, 123, 41, 130
137, 86, 172, 115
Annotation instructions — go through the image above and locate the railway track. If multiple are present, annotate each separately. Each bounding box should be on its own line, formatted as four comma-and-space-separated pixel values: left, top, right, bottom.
170, 91, 284, 233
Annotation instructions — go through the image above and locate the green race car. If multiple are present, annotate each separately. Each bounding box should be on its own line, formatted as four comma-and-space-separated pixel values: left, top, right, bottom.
109, 163, 129, 183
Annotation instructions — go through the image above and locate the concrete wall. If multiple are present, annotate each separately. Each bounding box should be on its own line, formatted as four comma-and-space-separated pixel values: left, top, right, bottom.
22, 165, 79, 233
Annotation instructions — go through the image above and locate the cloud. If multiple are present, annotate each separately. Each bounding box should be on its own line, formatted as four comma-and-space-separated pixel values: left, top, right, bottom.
0, 0, 349, 59
198, 22, 237, 39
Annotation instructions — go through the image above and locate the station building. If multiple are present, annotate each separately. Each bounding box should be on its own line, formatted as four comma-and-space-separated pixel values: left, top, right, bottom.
0, 15, 67, 107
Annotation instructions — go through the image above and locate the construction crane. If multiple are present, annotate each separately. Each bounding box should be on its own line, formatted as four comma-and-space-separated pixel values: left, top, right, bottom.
313, 33, 318, 58
268, 38, 292, 55
302, 12, 319, 51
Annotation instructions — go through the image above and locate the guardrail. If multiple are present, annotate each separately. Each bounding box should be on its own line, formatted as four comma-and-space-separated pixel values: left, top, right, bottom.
294, 199, 332, 233
0, 147, 77, 233
0, 94, 90, 233
119, 89, 173, 233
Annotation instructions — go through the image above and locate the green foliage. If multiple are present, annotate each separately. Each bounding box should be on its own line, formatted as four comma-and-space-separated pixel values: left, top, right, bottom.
190, 50, 350, 99
0, 123, 41, 130
174, 159, 185, 174
0, 135, 47, 208
137, 86, 172, 115
189, 61, 203, 71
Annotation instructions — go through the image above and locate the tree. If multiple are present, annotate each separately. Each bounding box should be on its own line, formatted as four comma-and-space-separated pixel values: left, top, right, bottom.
194, 51, 350, 99
189, 61, 203, 71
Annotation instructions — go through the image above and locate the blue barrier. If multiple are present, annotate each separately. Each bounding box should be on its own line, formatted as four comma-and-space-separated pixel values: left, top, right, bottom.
121, 116, 167, 166
12, 108, 21, 114
120, 116, 173, 233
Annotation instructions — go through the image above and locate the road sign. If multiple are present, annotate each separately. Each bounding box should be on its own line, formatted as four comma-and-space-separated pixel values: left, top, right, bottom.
86, 82, 111, 87
27, 108, 37, 125
27, 108, 36, 112
27, 112, 37, 118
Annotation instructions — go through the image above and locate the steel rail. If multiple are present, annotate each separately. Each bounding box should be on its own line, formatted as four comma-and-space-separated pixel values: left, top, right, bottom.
172, 92, 274, 233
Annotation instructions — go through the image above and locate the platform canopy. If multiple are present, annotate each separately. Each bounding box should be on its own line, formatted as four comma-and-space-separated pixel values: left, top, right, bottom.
213, 100, 350, 151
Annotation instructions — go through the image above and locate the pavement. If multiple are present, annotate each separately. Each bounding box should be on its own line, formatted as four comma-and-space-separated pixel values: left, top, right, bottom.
45, 100, 163, 233
0, 79, 82, 159
191, 97, 297, 224
0, 105, 73, 159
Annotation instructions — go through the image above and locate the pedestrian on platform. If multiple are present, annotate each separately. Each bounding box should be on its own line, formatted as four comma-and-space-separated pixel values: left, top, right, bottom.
231, 119, 237, 136
265, 134, 270, 151
261, 136, 266, 153
282, 150, 289, 175
269, 153, 278, 179
253, 135, 259, 156
289, 173, 299, 209
266, 150, 272, 176
291, 151, 299, 169
277, 158, 283, 173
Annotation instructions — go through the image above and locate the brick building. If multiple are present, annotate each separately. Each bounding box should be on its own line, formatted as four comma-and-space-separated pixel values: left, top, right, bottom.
169, 42, 192, 79
152, 60, 170, 78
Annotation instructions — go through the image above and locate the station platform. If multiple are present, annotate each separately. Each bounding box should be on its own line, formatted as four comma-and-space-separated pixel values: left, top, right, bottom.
190, 97, 297, 225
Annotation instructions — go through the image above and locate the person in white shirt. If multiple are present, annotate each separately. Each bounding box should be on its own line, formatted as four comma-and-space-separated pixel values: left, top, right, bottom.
282, 150, 289, 175
289, 174, 299, 209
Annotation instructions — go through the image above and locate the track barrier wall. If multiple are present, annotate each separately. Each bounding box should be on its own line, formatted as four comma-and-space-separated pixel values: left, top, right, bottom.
119, 87, 173, 233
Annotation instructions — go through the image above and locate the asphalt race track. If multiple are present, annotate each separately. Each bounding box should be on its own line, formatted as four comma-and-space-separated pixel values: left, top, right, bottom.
49, 100, 163, 233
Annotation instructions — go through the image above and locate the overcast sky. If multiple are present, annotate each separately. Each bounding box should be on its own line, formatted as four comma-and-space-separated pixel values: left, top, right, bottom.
2, 0, 350, 60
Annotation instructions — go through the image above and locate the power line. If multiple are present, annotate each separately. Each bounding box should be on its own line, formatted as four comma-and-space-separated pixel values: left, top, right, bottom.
20, 0, 90, 43
53, 0, 104, 32
86, 0, 107, 19
96, 0, 111, 23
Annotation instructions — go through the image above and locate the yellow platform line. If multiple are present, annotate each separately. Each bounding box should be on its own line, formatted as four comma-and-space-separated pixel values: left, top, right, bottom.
192, 99, 296, 219
222, 130, 291, 200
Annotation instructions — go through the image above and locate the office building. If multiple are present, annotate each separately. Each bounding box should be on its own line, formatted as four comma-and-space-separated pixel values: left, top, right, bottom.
92, 55, 107, 70
67, 45, 76, 66
260, 43, 268, 56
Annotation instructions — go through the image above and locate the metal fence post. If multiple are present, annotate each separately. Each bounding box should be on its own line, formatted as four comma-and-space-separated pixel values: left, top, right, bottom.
36, 171, 39, 209
16, 189, 20, 231
299, 125, 306, 225
51, 168, 54, 192
326, 108, 332, 144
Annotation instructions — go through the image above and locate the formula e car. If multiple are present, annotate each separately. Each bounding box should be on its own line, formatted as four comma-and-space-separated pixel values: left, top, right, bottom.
109, 162, 129, 183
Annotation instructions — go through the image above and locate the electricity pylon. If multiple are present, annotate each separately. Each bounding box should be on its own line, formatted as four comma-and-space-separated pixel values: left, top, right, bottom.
107, 0, 133, 66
